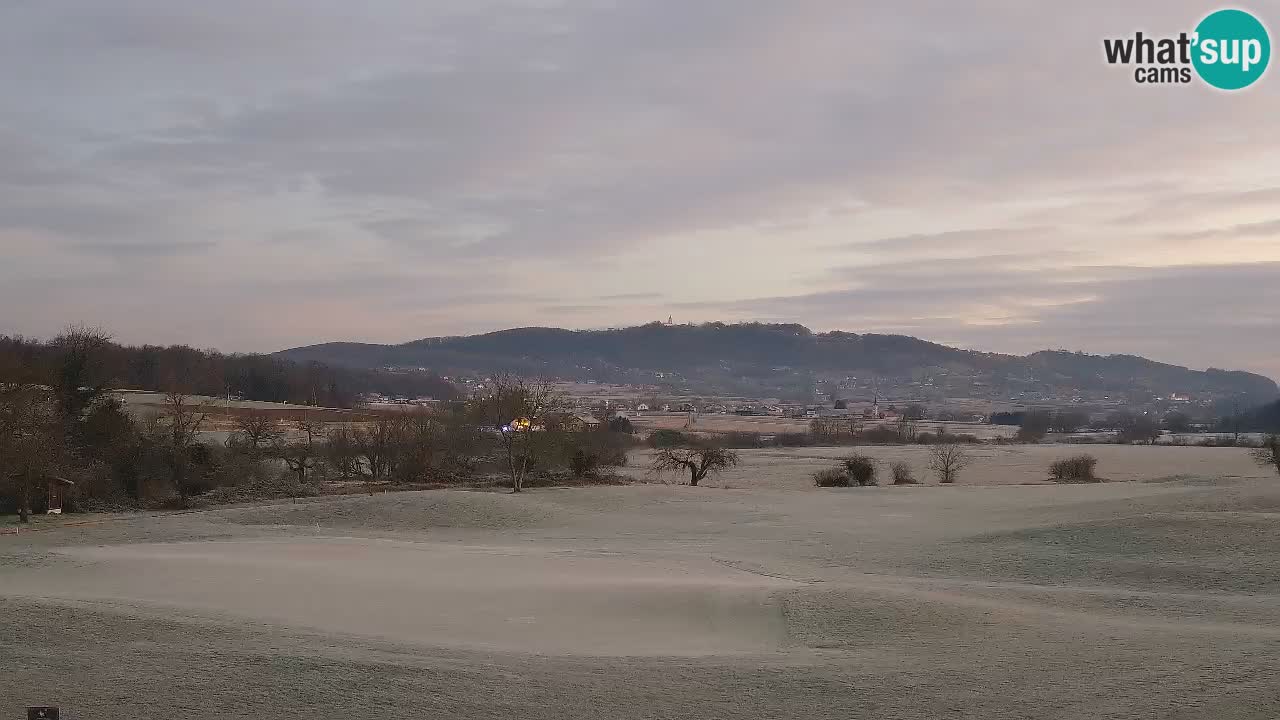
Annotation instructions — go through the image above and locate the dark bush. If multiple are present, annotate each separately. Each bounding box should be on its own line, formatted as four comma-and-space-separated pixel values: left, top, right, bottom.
813, 467, 851, 487
1016, 411, 1052, 443
858, 426, 900, 444
145, 494, 198, 511
1117, 416, 1161, 445
569, 449, 600, 478
723, 432, 768, 449
915, 431, 979, 445
561, 428, 632, 479
563, 432, 630, 477
1048, 454, 1100, 483
196, 471, 323, 506
648, 429, 689, 448
210, 450, 274, 489
776, 432, 813, 447
843, 454, 878, 486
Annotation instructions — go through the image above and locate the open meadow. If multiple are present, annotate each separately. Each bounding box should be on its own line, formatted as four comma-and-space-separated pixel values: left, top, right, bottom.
3, 441, 1279, 719
625, 443, 1273, 487
628, 412, 1020, 440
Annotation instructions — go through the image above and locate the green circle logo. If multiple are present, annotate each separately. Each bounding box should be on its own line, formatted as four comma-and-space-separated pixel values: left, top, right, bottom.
1192, 9, 1271, 90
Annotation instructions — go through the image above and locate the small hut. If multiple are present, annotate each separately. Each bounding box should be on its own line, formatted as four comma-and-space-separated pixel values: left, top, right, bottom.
46, 477, 74, 514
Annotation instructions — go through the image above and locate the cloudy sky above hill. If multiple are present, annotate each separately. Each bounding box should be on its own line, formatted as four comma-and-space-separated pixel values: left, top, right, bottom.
2, 1, 1278, 377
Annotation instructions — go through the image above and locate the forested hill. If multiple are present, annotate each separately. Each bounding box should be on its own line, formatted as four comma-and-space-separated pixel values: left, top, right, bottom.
0, 334, 460, 408
278, 322, 1279, 405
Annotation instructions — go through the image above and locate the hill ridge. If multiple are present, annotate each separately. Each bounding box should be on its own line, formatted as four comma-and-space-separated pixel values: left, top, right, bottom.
277, 322, 1278, 405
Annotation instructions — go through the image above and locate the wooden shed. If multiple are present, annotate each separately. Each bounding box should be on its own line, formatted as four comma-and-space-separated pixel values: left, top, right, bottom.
46, 476, 74, 514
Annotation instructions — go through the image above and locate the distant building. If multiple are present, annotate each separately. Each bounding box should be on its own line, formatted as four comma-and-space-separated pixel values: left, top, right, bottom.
571, 415, 603, 432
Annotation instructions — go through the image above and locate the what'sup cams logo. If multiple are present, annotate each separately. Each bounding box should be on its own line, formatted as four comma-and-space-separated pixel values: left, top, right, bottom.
1104, 8, 1270, 89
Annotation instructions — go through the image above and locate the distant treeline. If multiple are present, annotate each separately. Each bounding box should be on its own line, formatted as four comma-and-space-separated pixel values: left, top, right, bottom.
0, 333, 459, 407
993, 404, 1280, 433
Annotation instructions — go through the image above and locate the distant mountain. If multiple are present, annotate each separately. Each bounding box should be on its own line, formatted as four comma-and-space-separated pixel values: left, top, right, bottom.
277, 322, 1279, 406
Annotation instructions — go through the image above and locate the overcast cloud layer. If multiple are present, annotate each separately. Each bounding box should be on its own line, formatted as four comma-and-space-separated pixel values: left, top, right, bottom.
2, 1, 1279, 378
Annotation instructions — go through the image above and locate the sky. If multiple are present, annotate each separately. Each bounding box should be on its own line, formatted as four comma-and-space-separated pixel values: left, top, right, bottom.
2, 1, 1279, 379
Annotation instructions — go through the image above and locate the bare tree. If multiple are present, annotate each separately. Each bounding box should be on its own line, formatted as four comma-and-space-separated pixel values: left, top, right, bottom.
161, 391, 207, 497
50, 325, 113, 423
353, 415, 402, 481
845, 414, 865, 440
393, 409, 441, 482
928, 443, 971, 484
232, 410, 283, 455
277, 415, 325, 484
895, 415, 918, 443
809, 418, 841, 444
651, 446, 739, 486
1253, 434, 1280, 477
468, 375, 565, 492
323, 425, 362, 479
0, 383, 63, 522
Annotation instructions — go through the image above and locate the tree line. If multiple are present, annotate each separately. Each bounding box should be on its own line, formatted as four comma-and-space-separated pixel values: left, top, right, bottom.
1, 335, 639, 518
0, 331, 459, 409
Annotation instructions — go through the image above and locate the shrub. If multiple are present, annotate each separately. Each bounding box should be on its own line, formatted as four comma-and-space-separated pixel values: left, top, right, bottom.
914, 431, 977, 445
843, 454, 878, 486
891, 461, 917, 485
1048, 454, 1100, 483
1016, 411, 1051, 443
569, 449, 601, 478
607, 416, 635, 434
521, 471, 632, 488
858, 426, 900, 444
647, 429, 689, 448
566, 444, 627, 478
196, 472, 323, 506
145, 494, 198, 511
813, 467, 851, 487
564, 429, 633, 477
602, 448, 629, 467
1251, 435, 1280, 476
723, 432, 768, 449
210, 451, 275, 489
776, 432, 812, 447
